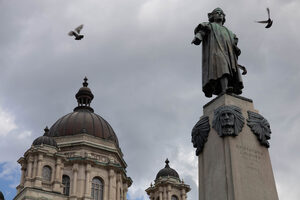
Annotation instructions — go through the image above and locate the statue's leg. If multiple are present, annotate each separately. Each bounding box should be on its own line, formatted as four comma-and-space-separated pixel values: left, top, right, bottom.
220, 76, 228, 93
221, 76, 233, 93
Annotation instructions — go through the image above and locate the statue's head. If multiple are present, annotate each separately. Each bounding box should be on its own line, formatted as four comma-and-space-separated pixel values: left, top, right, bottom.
212, 105, 244, 137
220, 111, 235, 135
208, 7, 226, 25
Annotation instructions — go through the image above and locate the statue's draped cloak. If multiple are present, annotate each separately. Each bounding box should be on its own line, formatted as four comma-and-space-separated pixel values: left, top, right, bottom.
200, 22, 243, 97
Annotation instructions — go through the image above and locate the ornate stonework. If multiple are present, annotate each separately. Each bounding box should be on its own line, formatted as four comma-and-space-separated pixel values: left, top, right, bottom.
191, 116, 210, 155
247, 111, 272, 148
146, 160, 190, 200
14, 79, 132, 200
212, 105, 244, 137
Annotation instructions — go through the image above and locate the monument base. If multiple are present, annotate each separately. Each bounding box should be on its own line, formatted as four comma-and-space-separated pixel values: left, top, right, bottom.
198, 94, 278, 200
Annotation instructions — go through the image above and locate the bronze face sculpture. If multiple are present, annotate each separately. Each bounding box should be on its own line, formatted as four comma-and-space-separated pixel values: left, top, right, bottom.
212, 105, 244, 137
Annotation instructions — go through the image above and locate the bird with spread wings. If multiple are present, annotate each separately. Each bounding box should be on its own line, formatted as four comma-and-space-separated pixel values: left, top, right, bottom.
256, 8, 273, 28
68, 24, 84, 40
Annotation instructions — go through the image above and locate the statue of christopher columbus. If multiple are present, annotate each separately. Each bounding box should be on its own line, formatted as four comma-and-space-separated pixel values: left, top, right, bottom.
192, 8, 246, 98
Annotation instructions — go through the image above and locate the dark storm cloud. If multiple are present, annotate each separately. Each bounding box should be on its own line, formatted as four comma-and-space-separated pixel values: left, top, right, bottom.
0, 0, 300, 199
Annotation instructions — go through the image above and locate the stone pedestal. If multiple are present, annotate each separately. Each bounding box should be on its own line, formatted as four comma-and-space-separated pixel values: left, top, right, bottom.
198, 94, 278, 200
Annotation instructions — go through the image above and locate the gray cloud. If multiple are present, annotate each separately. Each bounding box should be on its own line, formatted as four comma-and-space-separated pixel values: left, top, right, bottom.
0, 0, 300, 199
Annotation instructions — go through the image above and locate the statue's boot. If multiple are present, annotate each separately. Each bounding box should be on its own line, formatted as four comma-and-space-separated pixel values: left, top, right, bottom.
226, 87, 234, 93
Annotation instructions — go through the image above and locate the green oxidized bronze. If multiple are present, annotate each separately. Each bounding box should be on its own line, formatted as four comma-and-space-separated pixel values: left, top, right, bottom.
192, 8, 246, 97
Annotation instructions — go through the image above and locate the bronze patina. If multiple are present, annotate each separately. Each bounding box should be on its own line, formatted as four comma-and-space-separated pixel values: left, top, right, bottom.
212, 105, 245, 137
192, 8, 246, 97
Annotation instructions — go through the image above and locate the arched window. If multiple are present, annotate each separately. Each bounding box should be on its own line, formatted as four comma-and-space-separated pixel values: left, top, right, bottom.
42, 165, 52, 181
171, 195, 178, 200
91, 177, 104, 200
62, 175, 70, 196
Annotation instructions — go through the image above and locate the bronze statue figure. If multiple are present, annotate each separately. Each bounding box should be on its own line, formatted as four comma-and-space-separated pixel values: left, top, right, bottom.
192, 8, 246, 97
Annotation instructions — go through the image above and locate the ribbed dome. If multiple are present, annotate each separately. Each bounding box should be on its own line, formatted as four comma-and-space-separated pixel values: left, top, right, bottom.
0, 190, 4, 200
47, 78, 119, 147
155, 159, 180, 180
33, 127, 58, 148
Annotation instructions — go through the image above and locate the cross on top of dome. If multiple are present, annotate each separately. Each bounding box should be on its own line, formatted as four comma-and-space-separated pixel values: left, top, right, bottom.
43, 126, 49, 136
83, 76, 88, 87
165, 158, 170, 167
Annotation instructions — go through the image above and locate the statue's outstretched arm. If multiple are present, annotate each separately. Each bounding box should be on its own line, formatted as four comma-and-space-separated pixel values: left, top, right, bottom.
191, 23, 210, 45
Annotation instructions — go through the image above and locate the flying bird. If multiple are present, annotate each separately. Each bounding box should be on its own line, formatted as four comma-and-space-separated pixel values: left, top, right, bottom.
68, 24, 84, 40
256, 8, 273, 28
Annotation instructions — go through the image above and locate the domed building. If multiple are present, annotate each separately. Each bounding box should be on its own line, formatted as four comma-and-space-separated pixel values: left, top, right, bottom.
145, 159, 190, 200
0, 191, 4, 200
14, 78, 132, 200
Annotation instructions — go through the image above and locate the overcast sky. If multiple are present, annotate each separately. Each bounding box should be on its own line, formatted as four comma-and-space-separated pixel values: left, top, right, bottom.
0, 0, 300, 199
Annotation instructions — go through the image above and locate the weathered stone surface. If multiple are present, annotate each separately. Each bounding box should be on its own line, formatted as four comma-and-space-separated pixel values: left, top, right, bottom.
198, 94, 278, 200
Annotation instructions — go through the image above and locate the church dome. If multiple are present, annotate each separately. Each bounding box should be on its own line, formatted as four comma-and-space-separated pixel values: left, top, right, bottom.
155, 159, 180, 180
47, 77, 119, 147
32, 127, 58, 148
0, 190, 4, 200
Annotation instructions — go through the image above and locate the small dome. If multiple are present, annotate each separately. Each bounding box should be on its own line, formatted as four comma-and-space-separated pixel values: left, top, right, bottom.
47, 78, 119, 147
155, 159, 180, 180
75, 77, 94, 112
32, 127, 58, 148
0, 190, 4, 200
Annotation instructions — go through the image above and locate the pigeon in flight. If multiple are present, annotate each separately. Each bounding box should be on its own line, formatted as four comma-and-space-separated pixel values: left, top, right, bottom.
256, 8, 273, 28
68, 24, 84, 40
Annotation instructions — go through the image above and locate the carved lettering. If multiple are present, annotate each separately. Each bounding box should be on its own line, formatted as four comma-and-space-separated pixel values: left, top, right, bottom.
235, 144, 263, 174
64, 152, 109, 163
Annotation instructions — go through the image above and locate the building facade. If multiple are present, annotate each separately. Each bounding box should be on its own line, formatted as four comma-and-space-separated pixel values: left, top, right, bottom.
145, 159, 190, 200
14, 78, 132, 200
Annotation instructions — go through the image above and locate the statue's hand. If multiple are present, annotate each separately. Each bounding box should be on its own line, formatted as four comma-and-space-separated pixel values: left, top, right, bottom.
191, 32, 202, 45
233, 44, 241, 56
191, 37, 201, 45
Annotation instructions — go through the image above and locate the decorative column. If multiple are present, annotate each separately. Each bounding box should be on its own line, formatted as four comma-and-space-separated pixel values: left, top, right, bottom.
159, 187, 163, 200
70, 163, 78, 199
108, 169, 116, 200
119, 177, 123, 200
116, 174, 121, 200
163, 187, 167, 200
167, 185, 171, 200
20, 166, 26, 185
53, 158, 62, 192
32, 155, 37, 178
24, 156, 33, 187
17, 166, 26, 193
123, 183, 128, 200
34, 154, 43, 188
120, 188, 123, 200
84, 164, 91, 198
180, 188, 186, 200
